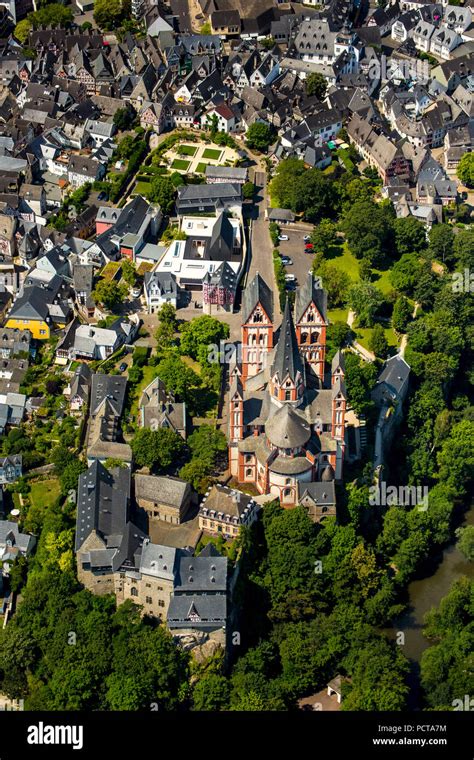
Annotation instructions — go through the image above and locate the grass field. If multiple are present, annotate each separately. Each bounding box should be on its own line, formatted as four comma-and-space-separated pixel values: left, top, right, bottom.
134, 181, 152, 197
328, 308, 349, 324
29, 478, 61, 510
202, 148, 222, 160
356, 326, 399, 352
195, 162, 208, 174
177, 145, 198, 156
325, 243, 393, 295
171, 158, 191, 171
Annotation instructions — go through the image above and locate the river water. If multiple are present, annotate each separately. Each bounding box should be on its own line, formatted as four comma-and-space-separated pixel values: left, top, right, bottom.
386, 507, 474, 663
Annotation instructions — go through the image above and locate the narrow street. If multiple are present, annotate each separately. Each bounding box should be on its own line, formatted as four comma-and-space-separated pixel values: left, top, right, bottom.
247, 169, 282, 318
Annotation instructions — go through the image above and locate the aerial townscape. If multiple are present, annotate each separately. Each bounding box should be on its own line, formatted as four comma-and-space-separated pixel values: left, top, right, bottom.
0, 0, 470, 720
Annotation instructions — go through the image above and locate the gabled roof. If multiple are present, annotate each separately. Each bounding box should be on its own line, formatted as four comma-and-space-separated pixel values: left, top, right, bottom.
294, 272, 327, 325
241, 272, 273, 323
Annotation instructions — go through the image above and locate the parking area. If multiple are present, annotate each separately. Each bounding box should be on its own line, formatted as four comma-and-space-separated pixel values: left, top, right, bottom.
277, 224, 316, 289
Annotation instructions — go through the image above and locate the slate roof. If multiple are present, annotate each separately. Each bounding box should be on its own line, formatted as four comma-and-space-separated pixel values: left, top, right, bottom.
294, 272, 327, 325
173, 553, 227, 592
265, 404, 311, 449
298, 480, 336, 506
242, 272, 273, 323
75, 460, 131, 552
271, 299, 304, 383
135, 474, 191, 508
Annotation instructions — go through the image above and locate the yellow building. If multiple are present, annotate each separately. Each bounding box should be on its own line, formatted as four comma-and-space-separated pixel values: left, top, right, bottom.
5, 286, 69, 340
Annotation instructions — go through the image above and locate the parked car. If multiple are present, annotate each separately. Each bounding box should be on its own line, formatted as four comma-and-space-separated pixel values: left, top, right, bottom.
284, 273, 296, 282
119, 363, 127, 373
132, 285, 142, 298
281, 256, 293, 266
278, 234, 289, 241
285, 280, 297, 291
305, 247, 314, 254
304, 235, 311, 242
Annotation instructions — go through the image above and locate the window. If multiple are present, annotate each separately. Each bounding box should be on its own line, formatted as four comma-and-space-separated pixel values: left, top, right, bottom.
285, 478, 291, 485
146, 596, 152, 604
285, 390, 291, 401
130, 587, 138, 597
146, 583, 151, 588
283, 488, 291, 497
246, 468, 252, 476
158, 600, 165, 608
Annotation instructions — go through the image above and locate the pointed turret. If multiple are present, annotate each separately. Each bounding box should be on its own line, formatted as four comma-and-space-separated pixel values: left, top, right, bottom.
270, 299, 305, 405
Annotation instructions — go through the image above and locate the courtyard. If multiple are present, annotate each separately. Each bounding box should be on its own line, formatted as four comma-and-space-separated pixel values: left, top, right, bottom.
164, 140, 239, 175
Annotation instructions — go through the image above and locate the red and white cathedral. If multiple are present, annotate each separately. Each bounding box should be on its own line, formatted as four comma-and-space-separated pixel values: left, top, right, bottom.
228, 272, 347, 506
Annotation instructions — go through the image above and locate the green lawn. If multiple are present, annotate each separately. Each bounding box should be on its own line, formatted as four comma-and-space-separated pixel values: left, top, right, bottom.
134, 181, 152, 197
202, 148, 222, 160
171, 158, 191, 171
195, 162, 208, 174
29, 478, 61, 510
356, 326, 399, 352
328, 308, 349, 324
177, 144, 198, 156
325, 243, 393, 295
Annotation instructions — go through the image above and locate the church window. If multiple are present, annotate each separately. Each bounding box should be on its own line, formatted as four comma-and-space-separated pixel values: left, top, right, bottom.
307, 312, 314, 322
301, 332, 308, 343
285, 390, 291, 401
283, 488, 291, 497
310, 332, 319, 344
246, 468, 252, 476
131, 587, 138, 597
285, 478, 291, 485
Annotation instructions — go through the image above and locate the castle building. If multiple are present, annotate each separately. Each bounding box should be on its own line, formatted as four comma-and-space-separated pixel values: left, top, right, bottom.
228, 273, 347, 507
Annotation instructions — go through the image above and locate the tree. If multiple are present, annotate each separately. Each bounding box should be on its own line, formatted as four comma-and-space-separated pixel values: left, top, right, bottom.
392, 295, 412, 333
92, 279, 128, 310
14, 19, 31, 44
305, 72, 327, 100
389, 253, 424, 296
93, 0, 125, 29
456, 526, 474, 561
341, 199, 395, 266
457, 152, 474, 187
29, 4, 73, 29
245, 122, 275, 152
344, 352, 378, 415
156, 354, 201, 400
359, 258, 373, 282
368, 324, 388, 358
116, 135, 136, 160
131, 427, 185, 470
347, 282, 383, 327
121, 259, 136, 287
313, 261, 350, 308
187, 425, 227, 468
148, 175, 175, 214
60, 460, 87, 494
179, 459, 212, 493
437, 420, 474, 495
453, 228, 474, 270
327, 321, 352, 349
192, 674, 229, 710
179, 315, 229, 362
242, 182, 255, 200
341, 639, 410, 711
393, 216, 427, 256
113, 105, 137, 132
154, 304, 177, 350
310, 219, 338, 252
428, 224, 454, 264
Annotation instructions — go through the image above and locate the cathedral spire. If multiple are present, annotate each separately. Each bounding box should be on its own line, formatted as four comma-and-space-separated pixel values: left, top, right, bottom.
270, 299, 305, 404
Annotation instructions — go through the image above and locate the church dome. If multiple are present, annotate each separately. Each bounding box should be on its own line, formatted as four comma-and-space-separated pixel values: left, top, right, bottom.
265, 405, 311, 449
